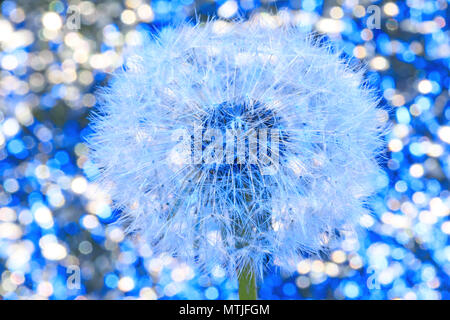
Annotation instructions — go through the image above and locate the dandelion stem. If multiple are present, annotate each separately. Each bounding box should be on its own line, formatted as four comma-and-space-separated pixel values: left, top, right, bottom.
238, 263, 257, 300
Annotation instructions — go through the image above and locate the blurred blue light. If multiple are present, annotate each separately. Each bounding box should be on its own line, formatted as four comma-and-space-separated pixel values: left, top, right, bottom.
205, 286, 219, 300
396, 107, 411, 124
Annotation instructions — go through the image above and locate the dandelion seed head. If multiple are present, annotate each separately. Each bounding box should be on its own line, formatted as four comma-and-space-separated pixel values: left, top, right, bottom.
88, 22, 386, 278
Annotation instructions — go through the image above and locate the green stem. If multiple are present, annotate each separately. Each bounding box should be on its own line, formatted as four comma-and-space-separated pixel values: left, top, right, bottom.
238, 263, 257, 300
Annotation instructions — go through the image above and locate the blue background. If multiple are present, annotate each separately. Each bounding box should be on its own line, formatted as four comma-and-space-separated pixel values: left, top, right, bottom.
0, 0, 449, 299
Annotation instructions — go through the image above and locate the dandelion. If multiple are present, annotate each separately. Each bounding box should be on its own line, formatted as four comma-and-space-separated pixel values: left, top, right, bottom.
87, 22, 386, 299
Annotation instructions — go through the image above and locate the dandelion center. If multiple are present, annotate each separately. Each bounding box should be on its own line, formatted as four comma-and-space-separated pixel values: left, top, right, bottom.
196, 100, 289, 250
199, 100, 288, 178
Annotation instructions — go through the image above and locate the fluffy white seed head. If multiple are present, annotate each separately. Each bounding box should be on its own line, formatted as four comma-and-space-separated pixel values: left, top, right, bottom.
88, 22, 386, 278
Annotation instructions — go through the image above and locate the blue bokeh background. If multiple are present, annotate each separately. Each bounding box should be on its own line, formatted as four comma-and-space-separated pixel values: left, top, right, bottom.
0, 0, 449, 299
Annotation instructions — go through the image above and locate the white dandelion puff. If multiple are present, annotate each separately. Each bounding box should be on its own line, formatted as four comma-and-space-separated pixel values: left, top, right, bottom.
87, 22, 386, 291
